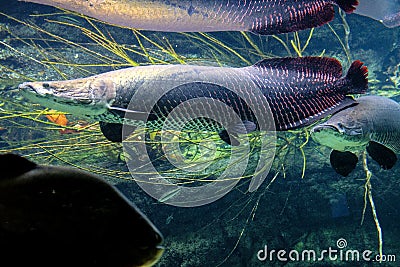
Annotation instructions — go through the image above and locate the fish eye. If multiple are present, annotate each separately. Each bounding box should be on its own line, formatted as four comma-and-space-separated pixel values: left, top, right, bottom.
43, 83, 50, 88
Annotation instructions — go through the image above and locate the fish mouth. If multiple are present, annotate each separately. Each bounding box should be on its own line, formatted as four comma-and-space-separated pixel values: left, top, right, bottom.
19, 81, 87, 105
19, 82, 58, 104
311, 124, 344, 149
19, 82, 38, 93
311, 124, 340, 134
18, 81, 111, 116
146, 245, 165, 267
135, 245, 164, 267
311, 123, 367, 152
312, 123, 363, 137
19, 81, 93, 103
19, 82, 53, 101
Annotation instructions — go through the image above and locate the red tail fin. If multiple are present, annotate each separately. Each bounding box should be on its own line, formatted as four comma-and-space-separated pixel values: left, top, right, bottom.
346, 60, 368, 94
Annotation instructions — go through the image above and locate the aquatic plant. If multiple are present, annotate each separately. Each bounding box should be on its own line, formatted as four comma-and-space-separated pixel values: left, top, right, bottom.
361, 152, 383, 262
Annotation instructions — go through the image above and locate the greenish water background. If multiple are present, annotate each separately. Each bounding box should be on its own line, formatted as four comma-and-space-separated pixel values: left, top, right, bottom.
0, 1, 399, 266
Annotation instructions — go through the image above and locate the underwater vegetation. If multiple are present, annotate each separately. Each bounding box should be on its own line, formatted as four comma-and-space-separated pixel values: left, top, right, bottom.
0, 1, 399, 266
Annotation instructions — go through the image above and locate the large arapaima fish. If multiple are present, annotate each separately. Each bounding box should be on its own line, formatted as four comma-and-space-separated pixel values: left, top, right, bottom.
19, 57, 368, 144
20, 0, 358, 35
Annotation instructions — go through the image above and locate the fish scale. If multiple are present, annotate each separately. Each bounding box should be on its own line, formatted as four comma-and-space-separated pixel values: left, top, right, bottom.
366, 104, 400, 154
19, 57, 368, 143
21, 0, 358, 35
108, 58, 362, 131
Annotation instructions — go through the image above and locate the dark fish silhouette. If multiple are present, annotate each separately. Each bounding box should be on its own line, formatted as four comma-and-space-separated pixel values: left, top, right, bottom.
311, 95, 400, 176
20, 0, 358, 35
0, 153, 164, 267
19, 57, 368, 144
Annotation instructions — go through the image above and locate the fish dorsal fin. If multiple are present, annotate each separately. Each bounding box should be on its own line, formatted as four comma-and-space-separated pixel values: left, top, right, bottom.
330, 150, 358, 177
0, 153, 37, 179
248, 57, 366, 130
252, 57, 343, 80
366, 141, 397, 170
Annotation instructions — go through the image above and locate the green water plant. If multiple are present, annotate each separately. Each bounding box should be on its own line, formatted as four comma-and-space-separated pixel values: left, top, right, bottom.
361, 152, 383, 262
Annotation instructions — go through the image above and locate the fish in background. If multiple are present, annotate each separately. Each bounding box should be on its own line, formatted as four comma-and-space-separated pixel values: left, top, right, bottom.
311, 95, 400, 176
330, 193, 350, 218
20, 0, 358, 35
0, 153, 164, 267
354, 0, 400, 27
45, 110, 69, 127
19, 57, 368, 144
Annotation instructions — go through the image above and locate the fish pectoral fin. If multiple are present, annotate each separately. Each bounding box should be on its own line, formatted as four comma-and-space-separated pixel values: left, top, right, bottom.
218, 130, 238, 146
100, 122, 137, 142
108, 106, 154, 120
366, 141, 397, 170
330, 150, 359, 177
0, 153, 37, 179
218, 121, 257, 146
100, 122, 123, 142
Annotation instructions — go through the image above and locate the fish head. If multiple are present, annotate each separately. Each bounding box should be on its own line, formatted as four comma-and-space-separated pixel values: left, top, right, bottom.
19, 77, 116, 116
311, 109, 369, 151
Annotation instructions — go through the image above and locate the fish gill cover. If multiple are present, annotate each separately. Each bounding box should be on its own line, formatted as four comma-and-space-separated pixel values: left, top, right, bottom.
0, 1, 399, 266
